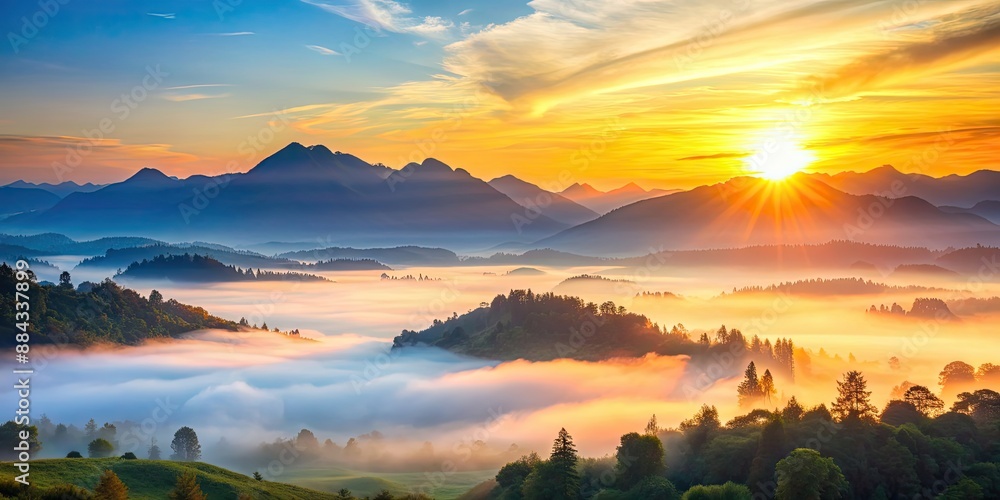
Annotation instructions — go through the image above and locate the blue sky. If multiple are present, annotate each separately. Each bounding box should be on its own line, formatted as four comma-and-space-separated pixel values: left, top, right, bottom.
1, 0, 998, 188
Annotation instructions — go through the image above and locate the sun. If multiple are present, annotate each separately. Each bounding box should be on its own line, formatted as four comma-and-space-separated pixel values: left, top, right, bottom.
743, 140, 817, 180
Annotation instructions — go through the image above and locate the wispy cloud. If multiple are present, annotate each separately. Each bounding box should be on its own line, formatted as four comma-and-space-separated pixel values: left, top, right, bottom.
164, 84, 234, 91
458, 8, 473, 16
306, 44, 342, 56
146, 12, 175, 19
210, 31, 256, 36
678, 152, 748, 161
160, 93, 232, 102
302, 0, 454, 38
413, 40, 428, 47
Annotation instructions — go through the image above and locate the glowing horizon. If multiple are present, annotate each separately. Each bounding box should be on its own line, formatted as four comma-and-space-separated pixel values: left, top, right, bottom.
1, 0, 998, 190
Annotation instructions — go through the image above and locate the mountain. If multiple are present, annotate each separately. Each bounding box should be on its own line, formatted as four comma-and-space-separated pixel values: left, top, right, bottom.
488, 175, 599, 225
940, 200, 1000, 224
3, 180, 105, 197
536, 176, 1000, 256
811, 165, 1000, 207
1, 144, 567, 248
559, 182, 678, 213
0, 186, 61, 216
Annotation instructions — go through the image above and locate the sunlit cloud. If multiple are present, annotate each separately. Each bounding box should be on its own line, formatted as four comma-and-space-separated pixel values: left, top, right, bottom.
210, 31, 256, 36
146, 12, 175, 19
302, 0, 455, 38
305, 44, 342, 56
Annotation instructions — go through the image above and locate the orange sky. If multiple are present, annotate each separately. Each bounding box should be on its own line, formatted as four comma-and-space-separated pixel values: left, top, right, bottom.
1, 0, 999, 189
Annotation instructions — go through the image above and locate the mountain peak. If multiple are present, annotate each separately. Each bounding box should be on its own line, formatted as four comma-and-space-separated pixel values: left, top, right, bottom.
419, 158, 455, 173
128, 167, 170, 182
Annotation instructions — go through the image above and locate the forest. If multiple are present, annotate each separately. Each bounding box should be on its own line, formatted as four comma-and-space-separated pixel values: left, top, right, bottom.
0, 263, 237, 346
115, 254, 328, 282
484, 370, 1000, 500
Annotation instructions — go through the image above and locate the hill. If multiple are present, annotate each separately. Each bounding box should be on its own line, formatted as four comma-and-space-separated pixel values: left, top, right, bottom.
4, 458, 339, 499
3, 180, 105, 198
0, 262, 237, 346
115, 254, 329, 282
488, 175, 599, 225
78, 244, 303, 270
723, 277, 940, 296
0, 186, 61, 216
537, 176, 1000, 255
392, 289, 693, 361
559, 182, 677, 214
280, 245, 459, 266
812, 164, 1000, 207
0, 233, 163, 256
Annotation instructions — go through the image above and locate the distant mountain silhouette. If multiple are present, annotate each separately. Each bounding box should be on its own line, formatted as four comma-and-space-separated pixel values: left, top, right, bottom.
1, 143, 566, 248
537, 176, 1000, 255
280, 245, 459, 266
810, 165, 1000, 207
940, 200, 1000, 224
488, 175, 598, 225
3, 180, 105, 198
559, 182, 677, 213
0, 187, 61, 216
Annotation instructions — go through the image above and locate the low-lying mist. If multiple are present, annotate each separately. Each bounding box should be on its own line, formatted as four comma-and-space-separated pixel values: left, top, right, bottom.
5, 262, 999, 477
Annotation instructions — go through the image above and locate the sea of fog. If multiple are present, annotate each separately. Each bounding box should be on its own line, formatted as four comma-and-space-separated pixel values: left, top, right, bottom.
5, 260, 1000, 461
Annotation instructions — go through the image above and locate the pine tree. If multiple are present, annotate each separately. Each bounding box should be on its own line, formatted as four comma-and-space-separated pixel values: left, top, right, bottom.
761, 369, 777, 404
148, 438, 162, 460
94, 469, 129, 500
168, 471, 207, 500
549, 428, 581, 499
831, 370, 877, 421
644, 414, 659, 436
737, 361, 763, 407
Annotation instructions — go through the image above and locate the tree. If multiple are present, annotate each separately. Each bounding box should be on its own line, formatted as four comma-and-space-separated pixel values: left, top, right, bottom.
0, 421, 40, 460
903, 385, 945, 416
59, 271, 72, 288
149, 289, 163, 305
774, 448, 847, 500
148, 438, 162, 460
296, 428, 320, 452
496, 452, 540, 490
627, 476, 679, 500
121, 452, 138, 459
66, 450, 83, 458
680, 404, 721, 450
939, 361, 976, 397
615, 432, 664, 490
85, 418, 98, 440
831, 370, 877, 421
335, 489, 355, 500
170, 426, 202, 461
737, 362, 763, 407
880, 400, 922, 426
681, 482, 752, 499
760, 369, 777, 405
644, 414, 660, 436
94, 469, 129, 500
168, 471, 207, 500
952, 389, 1000, 423
372, 490, 393, 500
88, 438, 115, 458
977, 363, 1000, 384
253, 471, 264, 481
549, 428, 581, 499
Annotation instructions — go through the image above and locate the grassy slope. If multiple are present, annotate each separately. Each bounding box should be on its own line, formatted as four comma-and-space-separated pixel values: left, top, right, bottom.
282, 467, 498, 500
6, 458, 339, 499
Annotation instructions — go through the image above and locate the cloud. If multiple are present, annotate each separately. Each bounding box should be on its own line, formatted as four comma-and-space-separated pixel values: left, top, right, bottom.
413, 40, 428, 47
458, 8, 473, 16
306, 44, 343, 56
302, 0, 454, 37
164, 84, 234, 90
160, 93, 232, 102
211, 31, 256, 36
796, 14, 1000, 100
146, 12, 175, 19
0, 135, 202, 184
678, 152, 748, 161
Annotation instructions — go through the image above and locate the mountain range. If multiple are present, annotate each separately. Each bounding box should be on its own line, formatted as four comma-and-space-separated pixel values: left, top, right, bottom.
536, 174, 1000, 255
559, 182, 679, 214
4, 145, 1000, 255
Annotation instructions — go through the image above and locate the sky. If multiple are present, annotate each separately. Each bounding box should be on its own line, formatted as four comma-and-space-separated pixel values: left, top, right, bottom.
0, 0, 998, 189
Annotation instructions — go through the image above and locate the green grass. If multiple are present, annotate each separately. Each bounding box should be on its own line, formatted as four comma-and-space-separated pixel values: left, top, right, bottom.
281, 467, 498, 499
2, 458, 340, 499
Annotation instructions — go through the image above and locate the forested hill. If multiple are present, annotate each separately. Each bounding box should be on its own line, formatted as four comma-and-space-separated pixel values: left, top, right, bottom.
0, 263, 237, 346
115, 254, 328, 282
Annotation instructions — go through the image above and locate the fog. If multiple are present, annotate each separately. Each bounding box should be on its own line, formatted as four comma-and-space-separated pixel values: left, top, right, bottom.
4, 261, 999, 476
